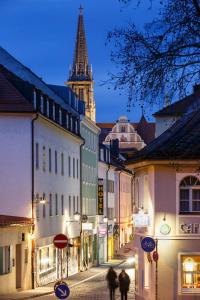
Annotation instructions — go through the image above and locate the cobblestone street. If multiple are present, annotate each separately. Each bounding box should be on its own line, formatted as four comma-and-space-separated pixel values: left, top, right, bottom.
35, 261, 135, 300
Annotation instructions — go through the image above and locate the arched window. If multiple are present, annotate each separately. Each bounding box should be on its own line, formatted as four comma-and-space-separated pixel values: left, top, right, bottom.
179, 176, 200, 213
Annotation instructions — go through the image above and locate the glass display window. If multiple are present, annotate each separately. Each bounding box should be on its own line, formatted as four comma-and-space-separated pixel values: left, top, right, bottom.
181, 255, 200, 292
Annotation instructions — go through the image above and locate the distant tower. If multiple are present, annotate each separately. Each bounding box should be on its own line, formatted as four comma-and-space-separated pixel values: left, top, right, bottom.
67, 6, 96, 122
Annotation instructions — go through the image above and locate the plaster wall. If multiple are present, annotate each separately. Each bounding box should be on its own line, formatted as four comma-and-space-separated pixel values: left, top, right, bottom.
0, 115, 32, 218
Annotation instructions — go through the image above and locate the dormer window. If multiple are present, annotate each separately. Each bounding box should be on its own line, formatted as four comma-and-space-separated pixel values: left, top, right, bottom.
40, 95, 44, 114
52, 103, 55, 120
59, 108, 62, 125
179, 176, 200, 213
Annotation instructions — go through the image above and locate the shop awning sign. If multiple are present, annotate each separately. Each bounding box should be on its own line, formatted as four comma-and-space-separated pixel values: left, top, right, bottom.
97, 179, 104, 215
141, 237, 156, 253
53, 234, 68, 249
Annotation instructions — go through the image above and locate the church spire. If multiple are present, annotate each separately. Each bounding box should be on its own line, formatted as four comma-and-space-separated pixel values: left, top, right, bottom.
67, 7, 96, 122
69, 6, 92, 81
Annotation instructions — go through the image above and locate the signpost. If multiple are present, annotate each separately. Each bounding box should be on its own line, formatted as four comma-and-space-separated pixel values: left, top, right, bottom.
53, 233, 69, 298
55, 283, 70, 299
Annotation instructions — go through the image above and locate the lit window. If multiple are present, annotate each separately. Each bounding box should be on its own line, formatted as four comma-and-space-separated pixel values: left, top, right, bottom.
181, 255, 200, 292
180, 176, 200, 213
43, 193, 46, 218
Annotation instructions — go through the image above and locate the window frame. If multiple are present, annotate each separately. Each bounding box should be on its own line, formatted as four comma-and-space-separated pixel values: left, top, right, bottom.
179, 176, 200, 214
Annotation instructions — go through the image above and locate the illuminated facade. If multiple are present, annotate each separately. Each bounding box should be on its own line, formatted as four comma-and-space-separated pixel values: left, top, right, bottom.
127, 109, 200, 299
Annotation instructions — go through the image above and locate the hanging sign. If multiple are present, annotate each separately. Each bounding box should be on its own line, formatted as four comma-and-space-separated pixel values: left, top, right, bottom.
141, 237, 156, 253
97, 179, 104, 215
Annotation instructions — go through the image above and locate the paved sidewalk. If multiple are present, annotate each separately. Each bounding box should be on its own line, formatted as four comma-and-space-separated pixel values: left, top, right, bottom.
0, 259, 124, 300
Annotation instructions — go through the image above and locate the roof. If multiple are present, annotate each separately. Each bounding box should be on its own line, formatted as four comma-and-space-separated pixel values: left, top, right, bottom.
0, 47, 79, 115
153, 87, 200, 117
0, 66, 33, 112
126, 109, 200, 164
97, 116, 155, 145
0, 215, 33, 227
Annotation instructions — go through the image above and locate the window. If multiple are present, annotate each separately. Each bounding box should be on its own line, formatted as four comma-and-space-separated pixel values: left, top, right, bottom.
40, 95, 44, 113
59, 109, 62, 124
42, 146, 46, 172
73, 196, 76, 214
180, 176, 200, 213
46, 99, 49, 117
42, 193, 46, 218
55, 194, 58, 215
52, 103, 55, 120
61, 153, 64, 176
69, 196, 71, 216
49, 148, 52, 172
68, 156, 71, 177
36, 143, 39, 169
77, 159, 79, 179
55, 151, 57, 174
0, 246, 12, 274
49, 194, 52, 216
77, 196, 79, 213
73, 158, 75, 178
181, 255, 200, 292
79, 88, 84, 100
61, 195, 64, 215
108, 180, 114, 193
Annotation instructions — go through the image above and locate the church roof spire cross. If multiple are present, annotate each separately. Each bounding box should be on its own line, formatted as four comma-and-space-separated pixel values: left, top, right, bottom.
69, 6, 92, 81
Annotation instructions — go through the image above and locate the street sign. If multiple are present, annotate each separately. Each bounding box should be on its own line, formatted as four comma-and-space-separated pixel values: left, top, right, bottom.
141, 237, 156, 253
55, 283, 70, 299
153, 251, 159, 262
53, 234, 68, 249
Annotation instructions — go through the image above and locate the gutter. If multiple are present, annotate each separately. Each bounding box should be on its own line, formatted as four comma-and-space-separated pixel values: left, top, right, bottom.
31, 113, 39, 289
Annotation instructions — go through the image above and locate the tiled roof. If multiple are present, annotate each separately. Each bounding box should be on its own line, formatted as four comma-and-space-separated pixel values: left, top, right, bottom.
0, 66, 33, 112
153, 88, 200, 117
0, 215, 33, 227
0, 47, 79, 115
97, 117, 155, 145
126, 109, 200, 164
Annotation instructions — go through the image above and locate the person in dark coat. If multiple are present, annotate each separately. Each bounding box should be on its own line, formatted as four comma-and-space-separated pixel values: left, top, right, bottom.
106, 266, 118, 300
118, 269, 130, 300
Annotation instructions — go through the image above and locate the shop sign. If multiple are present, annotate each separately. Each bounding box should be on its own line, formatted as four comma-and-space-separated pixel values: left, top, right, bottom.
99, 224, 107, 235
97, 179, 104, 215
180, 223, 200, 234
133, 214, 150, 227
82, 222, 93, 230
141, 237, 156, 253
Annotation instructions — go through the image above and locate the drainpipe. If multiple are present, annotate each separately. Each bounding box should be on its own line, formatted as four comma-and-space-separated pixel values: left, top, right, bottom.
118, 170, 122, 250
106, 162, 110, 262
79, 120, 85, 271
31, 112, 39, 289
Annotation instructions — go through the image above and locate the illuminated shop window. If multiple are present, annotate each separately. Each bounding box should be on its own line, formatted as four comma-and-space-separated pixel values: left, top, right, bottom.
180, 176, 200, 213
181, 255, 200, 291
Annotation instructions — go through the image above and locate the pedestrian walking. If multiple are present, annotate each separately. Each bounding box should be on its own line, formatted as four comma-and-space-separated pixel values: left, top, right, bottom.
106, 266, 118, 300
118, 269, 130, 300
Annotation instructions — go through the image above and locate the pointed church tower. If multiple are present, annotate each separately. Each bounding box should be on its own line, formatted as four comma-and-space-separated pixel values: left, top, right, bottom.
67, 6, 96, 122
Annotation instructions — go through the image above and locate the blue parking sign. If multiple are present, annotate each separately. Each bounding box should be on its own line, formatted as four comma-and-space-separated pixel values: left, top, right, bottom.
141, 237, 156, 252
55, 284, 70, 299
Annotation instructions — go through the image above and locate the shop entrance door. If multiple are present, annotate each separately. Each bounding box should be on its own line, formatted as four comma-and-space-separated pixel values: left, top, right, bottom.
16, 244, 22, 289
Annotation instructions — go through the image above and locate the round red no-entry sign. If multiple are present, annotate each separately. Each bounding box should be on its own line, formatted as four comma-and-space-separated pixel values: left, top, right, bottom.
53, 234, 68, 249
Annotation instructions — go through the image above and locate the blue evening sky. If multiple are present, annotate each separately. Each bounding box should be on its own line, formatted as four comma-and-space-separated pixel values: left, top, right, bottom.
0, 0, 161, 122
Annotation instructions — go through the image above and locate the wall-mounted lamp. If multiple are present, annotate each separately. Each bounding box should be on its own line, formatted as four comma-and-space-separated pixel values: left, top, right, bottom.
160, 213, 171, 235
33, 195, 47, 205
103, 216, 108, 223
113, 217, 117, 223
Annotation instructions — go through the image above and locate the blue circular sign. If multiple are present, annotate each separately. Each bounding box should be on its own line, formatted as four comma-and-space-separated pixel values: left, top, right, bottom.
55, 284, 70, 299
141, 237, 156, 252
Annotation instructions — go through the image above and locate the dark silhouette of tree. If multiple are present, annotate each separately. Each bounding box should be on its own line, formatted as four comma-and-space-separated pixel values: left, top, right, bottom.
108, 0, 200, 109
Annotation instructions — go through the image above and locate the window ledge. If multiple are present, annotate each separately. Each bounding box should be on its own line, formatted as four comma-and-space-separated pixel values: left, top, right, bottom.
179, 212, 200, 215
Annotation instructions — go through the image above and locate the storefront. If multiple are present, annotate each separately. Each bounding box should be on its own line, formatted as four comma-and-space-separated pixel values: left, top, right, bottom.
36, 236, 80, 286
